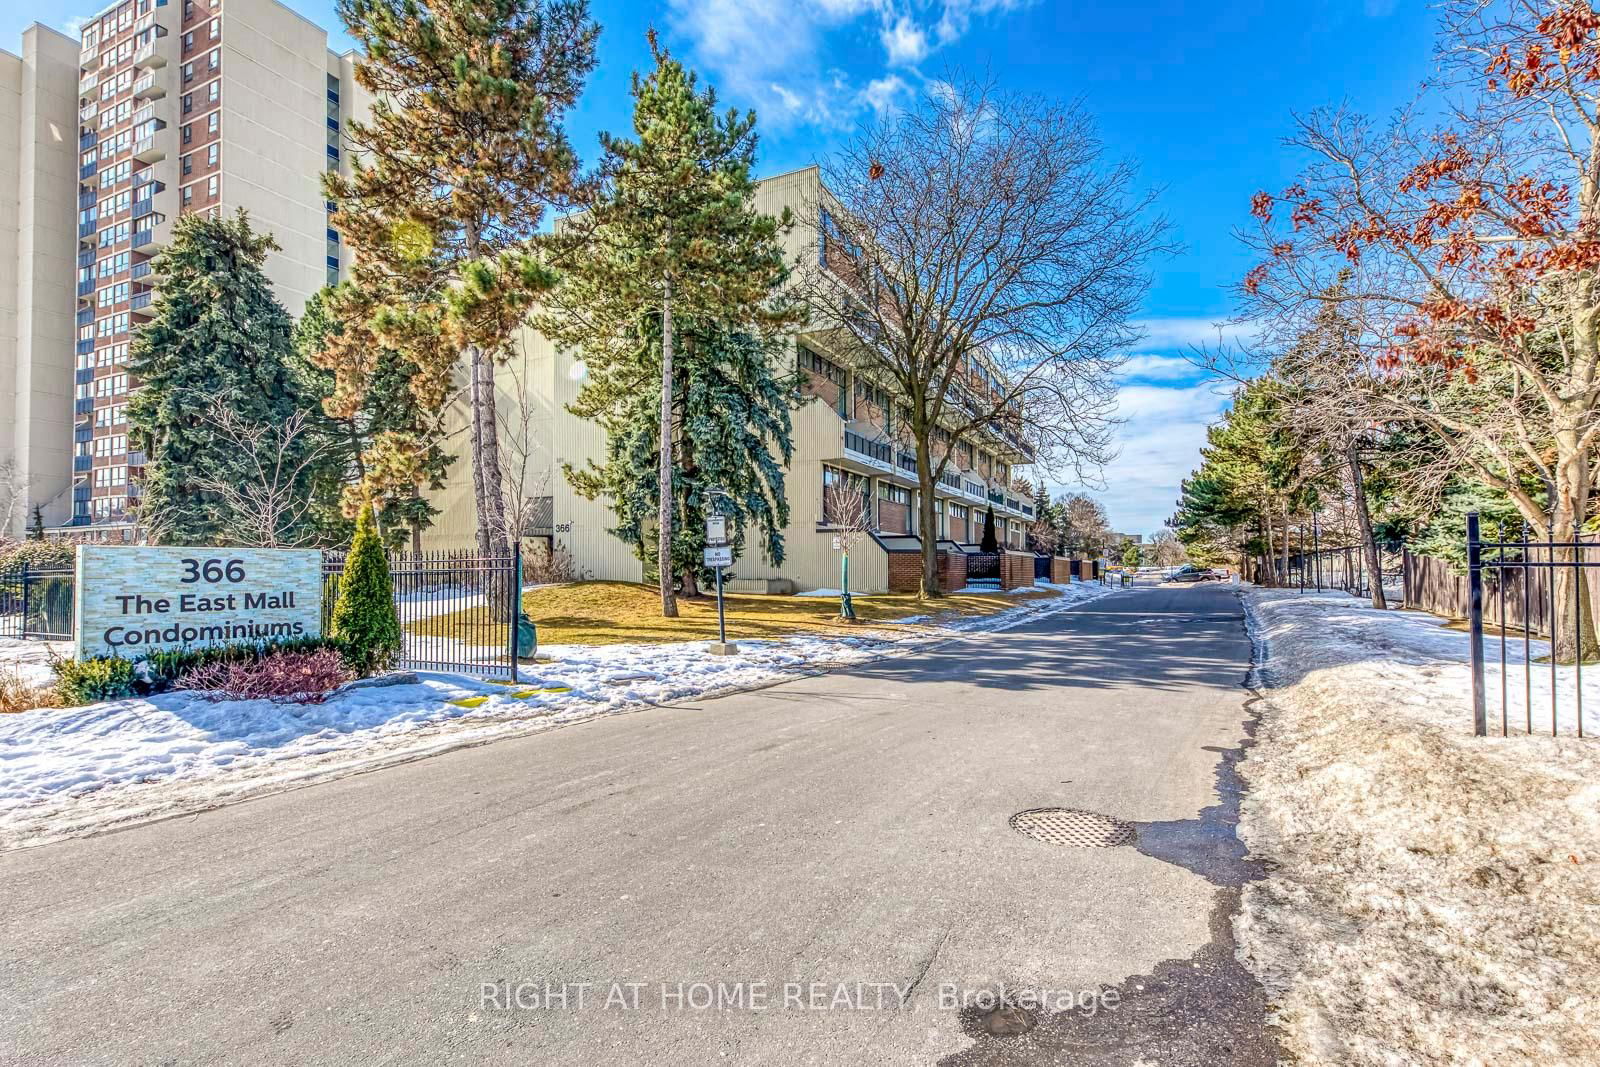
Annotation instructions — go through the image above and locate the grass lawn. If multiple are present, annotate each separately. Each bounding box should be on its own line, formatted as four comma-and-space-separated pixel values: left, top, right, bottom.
405, 580, 1061, 647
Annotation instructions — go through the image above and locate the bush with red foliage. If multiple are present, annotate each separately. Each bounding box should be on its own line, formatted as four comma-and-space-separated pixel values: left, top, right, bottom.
176, 647, 352, 704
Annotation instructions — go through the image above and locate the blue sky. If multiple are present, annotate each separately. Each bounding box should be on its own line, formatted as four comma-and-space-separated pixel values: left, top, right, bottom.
8, 0, 1439, 535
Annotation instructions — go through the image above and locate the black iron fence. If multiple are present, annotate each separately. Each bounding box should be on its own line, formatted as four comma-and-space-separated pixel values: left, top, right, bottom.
1276, 543, 1404, 601
322, 547, 524, 680
1466, 513, 1598, 738
965, 552, 1001, 582
0, 564, 75, 641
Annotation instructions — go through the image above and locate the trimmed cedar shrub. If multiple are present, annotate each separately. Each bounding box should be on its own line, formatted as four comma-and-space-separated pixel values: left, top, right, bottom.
176, 647, 352, 704
328, 504, 401, 676
52, 656, 138, 705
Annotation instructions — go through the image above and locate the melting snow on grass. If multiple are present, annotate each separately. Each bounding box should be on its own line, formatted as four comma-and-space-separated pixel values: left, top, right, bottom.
1237, 587, 1600, 1066
0, 580, 1114, 849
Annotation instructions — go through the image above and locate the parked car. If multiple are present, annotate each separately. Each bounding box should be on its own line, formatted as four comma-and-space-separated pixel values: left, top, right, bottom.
1168, 564, 1223, 583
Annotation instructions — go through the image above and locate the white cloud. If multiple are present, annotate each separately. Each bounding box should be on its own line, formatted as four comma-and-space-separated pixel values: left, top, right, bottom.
860, 74, 912, 117
935, 0, 1033, 46
1051, 379, 1232, 536
667, 0, 1028, 131
881, 16, 931, 65
1115, 353, 1199, 383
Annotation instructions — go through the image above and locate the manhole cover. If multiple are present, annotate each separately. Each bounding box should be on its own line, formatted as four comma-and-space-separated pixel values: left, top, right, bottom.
1009, 808, 1135, 848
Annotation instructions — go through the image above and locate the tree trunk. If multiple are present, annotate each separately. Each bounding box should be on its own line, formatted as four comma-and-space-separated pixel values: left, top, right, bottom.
657, 280, 678, 618
464, 221, 510, 559
468, 343, 490, 558
916, 435, 942, 598
1345, 440, 1386, 610
1261, 513, 1276, 588
475, 344, 510, 557
1280, 510, 1292, 589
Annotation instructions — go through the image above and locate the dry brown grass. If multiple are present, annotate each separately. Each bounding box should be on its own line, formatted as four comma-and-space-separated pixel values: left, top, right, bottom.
407, 580, 1059, 647
0, 668, 61, 714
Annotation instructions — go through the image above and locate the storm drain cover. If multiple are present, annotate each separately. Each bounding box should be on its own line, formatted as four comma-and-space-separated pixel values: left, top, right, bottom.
1009, 808, 1135, 848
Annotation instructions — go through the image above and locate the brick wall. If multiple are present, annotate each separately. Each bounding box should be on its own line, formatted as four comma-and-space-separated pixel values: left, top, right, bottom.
937, 549, 967, 592
1050, 556, 1073, 584
887, 550, 922, 593
1000, 551, 1033, 590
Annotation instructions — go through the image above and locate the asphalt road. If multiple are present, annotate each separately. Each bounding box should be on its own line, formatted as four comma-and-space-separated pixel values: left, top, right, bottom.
1, 579, 1279, 1065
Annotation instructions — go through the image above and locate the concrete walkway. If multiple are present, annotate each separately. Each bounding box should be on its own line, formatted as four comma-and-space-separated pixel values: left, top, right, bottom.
1, 580, 1279, 1065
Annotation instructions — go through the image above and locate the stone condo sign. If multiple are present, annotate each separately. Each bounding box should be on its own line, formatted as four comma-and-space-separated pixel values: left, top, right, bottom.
74, 546, 324, 659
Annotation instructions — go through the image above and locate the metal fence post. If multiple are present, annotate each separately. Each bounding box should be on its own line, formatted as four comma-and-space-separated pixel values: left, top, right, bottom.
509, 541, 521, 685
1467, 512, 1487, 736
18, 560, 29, 638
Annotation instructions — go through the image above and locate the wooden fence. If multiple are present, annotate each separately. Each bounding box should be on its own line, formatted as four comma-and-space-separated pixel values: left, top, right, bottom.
1401, 544, 1600, 640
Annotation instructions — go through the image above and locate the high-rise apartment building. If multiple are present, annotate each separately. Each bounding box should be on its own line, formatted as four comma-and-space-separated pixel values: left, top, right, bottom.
2, 0, 360, 538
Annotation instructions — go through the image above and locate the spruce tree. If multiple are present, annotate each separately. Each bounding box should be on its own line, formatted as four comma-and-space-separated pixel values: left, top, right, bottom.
326, 0, 599, 558
567, 322, 796, 587
329, 503, 402, 675
539, 33, 800, 616
127, 210, 309, 545
27, 506, 45, 542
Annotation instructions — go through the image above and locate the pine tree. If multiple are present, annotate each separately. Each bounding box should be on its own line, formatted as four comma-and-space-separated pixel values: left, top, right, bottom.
292, 287, 450, 550
127, 210, 309, 545
326, 0, 599, 558
329, 503, 402, 675
27, 505, 45, 542
538, 33, 800, 617
567, 321, 796, 586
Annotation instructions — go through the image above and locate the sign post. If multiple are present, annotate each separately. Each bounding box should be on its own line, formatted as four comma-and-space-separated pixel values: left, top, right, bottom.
703, 501, 737, 655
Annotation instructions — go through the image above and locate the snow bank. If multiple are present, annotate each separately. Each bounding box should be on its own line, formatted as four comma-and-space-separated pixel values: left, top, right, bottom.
1237, 588, 1600, 1065
0, 580, 1115, 849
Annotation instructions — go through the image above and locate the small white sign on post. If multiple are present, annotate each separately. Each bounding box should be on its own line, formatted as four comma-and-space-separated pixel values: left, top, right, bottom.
831, 536, 842, 551
705, 514, 727, 545
703, 545, 733, 569
74, 546, 324, 659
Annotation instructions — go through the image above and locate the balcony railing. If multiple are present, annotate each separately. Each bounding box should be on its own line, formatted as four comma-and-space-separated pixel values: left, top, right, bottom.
78, 220, 96, 239
130, 292, 153, 312
843, 429, 892, 466
134, 42, 165, 69
73, 455, 92, 472
75, 340, 94, 356
74, 397, 94, 415
77, 279, 95, 297
126, 450, 147, 467
79, 161, 97, 180
897, 452, 917, 475
134, 72, 166, 99
76, 308, 93, 327
131, 261, 153, 281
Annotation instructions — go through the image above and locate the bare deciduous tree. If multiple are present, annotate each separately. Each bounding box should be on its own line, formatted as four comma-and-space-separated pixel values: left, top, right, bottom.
0, 459, 32, 540
183, 403, 331, 548
800, 75, 1172, 597
824, 481, 873, 621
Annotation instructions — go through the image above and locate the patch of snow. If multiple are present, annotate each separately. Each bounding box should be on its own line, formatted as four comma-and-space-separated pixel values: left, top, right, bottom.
792, 588, 845, 598
0, 638, 69, 688
0, 578, 1121, 849
1237, 587, 1600, 1065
